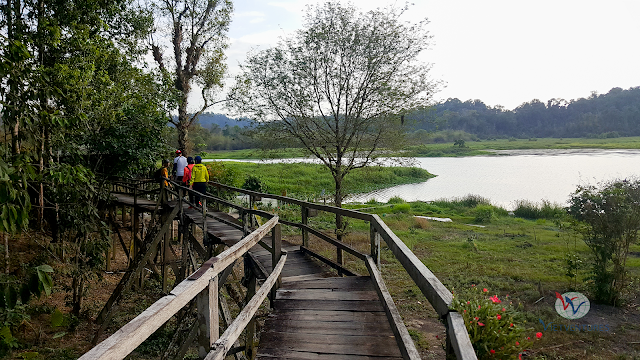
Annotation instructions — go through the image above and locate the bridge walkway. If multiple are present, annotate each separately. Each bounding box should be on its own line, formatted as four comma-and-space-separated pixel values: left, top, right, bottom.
111, 192, 403, 358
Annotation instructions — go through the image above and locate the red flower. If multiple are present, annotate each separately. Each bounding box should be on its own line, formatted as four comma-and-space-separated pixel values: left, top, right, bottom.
519, 354, 522, 360
510, 323, 514, 327
490, 295, 501, 303
483, 288, 488, 292
490, 349, 495, 354
467, 301, 471, 304
478, 305, 482, 309
515, 341, 519, 346
471, 284, 476, 287
496, 314, 502, 320
474, 317, 479, 321
478, 322, 485, 326
527, 337, 530, 340
502, 308, 506, 312
536, 332, 542, 339
463, 310, 466, 313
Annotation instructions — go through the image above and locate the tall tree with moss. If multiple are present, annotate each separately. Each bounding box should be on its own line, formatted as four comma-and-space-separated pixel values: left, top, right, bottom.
230, 2, 437, 211
148, 0, 232, 153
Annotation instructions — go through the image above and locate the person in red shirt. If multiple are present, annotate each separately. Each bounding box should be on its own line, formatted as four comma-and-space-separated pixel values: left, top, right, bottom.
182, 157, 195, 205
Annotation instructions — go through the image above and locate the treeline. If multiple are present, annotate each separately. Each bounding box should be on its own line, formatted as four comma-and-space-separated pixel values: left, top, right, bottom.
412, 86, 640, 139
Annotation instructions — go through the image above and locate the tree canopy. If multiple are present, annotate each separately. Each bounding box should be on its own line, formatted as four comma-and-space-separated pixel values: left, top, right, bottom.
230, 1, 437, 207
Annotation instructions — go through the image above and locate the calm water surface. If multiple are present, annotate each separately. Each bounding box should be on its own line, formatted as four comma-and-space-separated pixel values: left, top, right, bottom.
209, 149, 640, 210
349, 149, 640, 209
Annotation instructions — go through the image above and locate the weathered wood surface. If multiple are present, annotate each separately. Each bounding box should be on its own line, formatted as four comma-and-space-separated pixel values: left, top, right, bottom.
256, 276, 403, 359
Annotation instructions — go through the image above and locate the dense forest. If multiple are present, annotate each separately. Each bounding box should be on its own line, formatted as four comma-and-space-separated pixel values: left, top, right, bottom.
412, 86, 640, 140
189, 86, 640, 151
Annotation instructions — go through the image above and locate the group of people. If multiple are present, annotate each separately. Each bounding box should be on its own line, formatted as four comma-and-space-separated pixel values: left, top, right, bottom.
160, 150, 210, 206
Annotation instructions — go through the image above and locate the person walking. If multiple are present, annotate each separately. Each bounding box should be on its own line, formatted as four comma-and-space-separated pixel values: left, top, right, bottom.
182, 157, 196, 205
189, 156, 209, 206
173, 150, 188, 181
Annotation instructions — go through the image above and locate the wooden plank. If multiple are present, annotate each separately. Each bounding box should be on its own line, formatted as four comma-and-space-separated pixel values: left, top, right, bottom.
273, 299, 384, 312
265, 309, 388, 323
276, 289, 379, 301
371, 214, 453, 317
258, 332, 402, 357
366, 255, 421, 360
280, 276, 373, 290
257, 348, 401, 360
281, 274, 331, 282
447, 311, 478, 360
261, 320, 394, 336
205, 254, 287, 360
279, 220, 366, 261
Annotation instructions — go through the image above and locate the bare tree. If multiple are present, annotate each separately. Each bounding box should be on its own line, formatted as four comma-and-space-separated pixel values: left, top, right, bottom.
150, 0, 232, 152
230, 1, 438, 208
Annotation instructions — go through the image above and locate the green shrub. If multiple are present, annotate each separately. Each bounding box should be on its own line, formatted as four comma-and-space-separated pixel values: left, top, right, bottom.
513, 200, 564, 220
392, 203, 411, 213
388, 196, 406, 204
474, 205, 495, 223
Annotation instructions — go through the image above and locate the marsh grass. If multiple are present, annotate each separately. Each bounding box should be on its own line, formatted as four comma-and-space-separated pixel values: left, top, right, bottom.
221, 161, 434, 199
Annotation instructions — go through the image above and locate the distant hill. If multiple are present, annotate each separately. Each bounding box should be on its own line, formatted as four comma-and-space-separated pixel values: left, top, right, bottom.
193, 113, 251, 129
410, 86, 640, 139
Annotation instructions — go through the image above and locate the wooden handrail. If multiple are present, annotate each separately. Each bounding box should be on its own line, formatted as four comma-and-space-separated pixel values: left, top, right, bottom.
79, 216, 279, 360
205, 252, 287, 360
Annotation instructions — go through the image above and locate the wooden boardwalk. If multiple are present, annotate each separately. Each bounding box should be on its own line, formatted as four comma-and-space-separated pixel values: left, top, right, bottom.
111, 192, 406, 359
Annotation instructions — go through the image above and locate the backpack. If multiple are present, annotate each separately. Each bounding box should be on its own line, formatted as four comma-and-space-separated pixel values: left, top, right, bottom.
154, 168, 164, 182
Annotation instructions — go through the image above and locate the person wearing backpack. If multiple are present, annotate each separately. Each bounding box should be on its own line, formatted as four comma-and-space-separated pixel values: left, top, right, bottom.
155, 159, 170, 187
189, 156, 209, 206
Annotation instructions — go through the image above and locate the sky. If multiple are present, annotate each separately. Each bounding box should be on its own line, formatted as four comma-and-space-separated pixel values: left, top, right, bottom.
210, 0, 640, 113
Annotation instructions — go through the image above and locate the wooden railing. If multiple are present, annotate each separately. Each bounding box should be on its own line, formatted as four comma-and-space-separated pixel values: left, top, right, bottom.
80, 216, 284, 360
202, 181, 477, 360
105, 177, 477, 360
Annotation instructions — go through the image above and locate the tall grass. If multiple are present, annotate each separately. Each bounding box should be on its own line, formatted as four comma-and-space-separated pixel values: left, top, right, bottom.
512, 199, 565, 219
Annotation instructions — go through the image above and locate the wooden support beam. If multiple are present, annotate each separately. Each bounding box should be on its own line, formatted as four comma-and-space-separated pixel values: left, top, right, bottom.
365, 255, 421, 360
446, 312, 478, 360
197, 276, 218, 358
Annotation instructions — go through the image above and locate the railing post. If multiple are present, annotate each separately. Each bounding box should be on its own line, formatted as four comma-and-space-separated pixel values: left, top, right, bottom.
241, 209, 250, 236
370, 221, 381, 269
202, 198, 208, 248
132, 182, 139, 257
197, 275, 219, 359
301, 206, 308, 247
245, 271, 257, 359
270, 223, 282, 307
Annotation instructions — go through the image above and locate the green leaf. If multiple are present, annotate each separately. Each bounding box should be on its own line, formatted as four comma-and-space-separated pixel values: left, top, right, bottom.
36, 264, 54, 273
0, 326, 13, 342
37, 268, 54, 296
19, 352, 39, 359
51, 308, 64, 327
52, 332, 66, 339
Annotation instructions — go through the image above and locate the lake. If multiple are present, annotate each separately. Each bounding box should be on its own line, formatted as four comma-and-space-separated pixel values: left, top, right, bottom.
348, 149, 640, 209
209, 149, 640, 210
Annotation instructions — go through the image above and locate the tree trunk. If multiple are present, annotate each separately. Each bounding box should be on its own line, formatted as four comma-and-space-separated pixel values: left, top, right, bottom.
334, 171, 344, 241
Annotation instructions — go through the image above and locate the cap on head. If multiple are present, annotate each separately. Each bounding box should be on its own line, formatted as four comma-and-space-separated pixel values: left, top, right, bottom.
194, 155, 202, 163
176, 150, 182, 154
187, 156, 194, 164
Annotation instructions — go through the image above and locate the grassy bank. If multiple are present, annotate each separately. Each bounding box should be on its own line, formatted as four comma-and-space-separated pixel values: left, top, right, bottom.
219, 161, 434, 199
407, 136, 640, 157
204, 137, 640, 160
